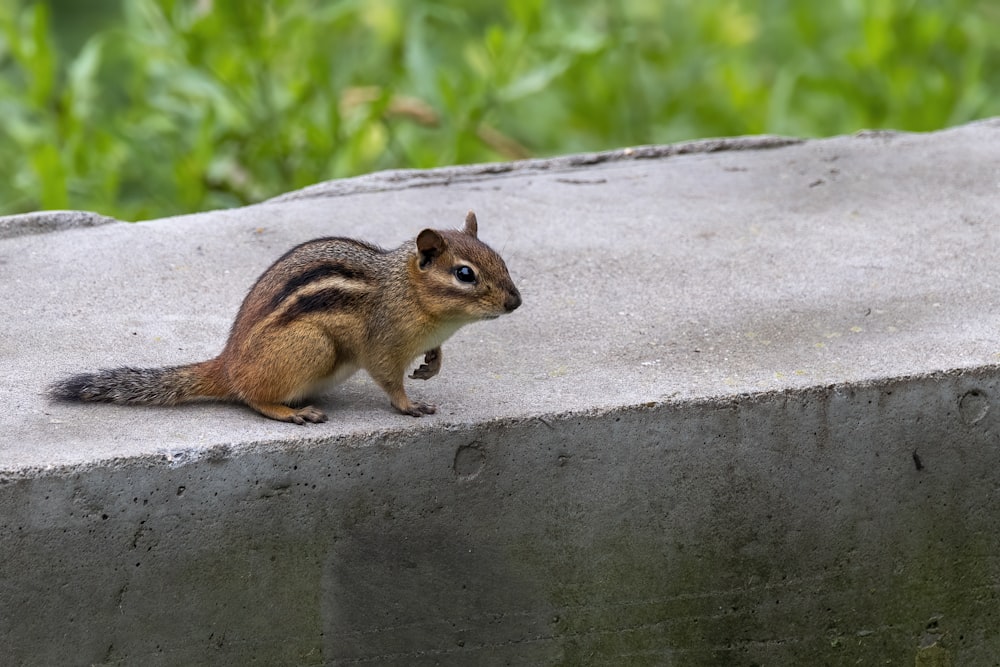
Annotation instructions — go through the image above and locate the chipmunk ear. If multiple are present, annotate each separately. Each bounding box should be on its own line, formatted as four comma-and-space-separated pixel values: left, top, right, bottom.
416, 229, 447, 269
463, 210, 479, 238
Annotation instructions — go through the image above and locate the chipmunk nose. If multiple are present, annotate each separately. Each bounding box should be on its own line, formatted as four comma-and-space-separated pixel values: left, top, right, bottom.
504, 288, 522, 312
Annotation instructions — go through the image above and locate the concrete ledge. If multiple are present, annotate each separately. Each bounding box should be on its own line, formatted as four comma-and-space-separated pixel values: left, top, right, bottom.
265, 134, 803, 203
0, 209, 118, 240
3, 119, 1000, 664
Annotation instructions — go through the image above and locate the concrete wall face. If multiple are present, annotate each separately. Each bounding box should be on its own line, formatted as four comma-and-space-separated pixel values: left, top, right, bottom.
3, 370, 998, 665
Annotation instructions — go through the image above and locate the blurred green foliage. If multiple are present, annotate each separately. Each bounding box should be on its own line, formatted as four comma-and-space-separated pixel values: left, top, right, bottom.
0, 0, 998, 220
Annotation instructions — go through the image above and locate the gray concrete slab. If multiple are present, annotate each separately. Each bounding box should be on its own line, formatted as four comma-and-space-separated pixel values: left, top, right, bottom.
2, 120, 1000, 664
6, 123, 1000, 471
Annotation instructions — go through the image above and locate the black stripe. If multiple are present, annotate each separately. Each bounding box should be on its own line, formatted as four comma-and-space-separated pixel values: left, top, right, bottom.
271, 262, 371, 311
277, 286, 366, 325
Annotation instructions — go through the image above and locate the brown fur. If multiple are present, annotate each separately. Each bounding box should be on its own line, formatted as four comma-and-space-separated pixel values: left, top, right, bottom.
50, 211, 521, 423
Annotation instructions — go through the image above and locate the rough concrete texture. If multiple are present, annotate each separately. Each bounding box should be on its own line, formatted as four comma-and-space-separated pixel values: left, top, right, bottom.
0, 209, 117, 240
2, 120, 1000, 664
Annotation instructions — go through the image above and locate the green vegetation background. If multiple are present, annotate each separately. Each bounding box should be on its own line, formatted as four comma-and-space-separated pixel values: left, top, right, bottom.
1, 0, 998, 221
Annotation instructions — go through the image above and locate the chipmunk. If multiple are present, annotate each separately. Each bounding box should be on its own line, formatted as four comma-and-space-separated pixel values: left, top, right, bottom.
49, 211, 521, 424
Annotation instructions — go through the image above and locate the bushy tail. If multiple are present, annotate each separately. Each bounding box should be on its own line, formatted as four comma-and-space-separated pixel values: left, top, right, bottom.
48, 361, 228, 406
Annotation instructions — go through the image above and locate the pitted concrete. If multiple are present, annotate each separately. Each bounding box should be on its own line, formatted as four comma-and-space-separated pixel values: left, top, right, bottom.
2, 120, 1000, 664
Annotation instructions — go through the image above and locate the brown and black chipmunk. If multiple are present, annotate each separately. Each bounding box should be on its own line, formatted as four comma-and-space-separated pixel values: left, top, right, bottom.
49, 211, 521, 424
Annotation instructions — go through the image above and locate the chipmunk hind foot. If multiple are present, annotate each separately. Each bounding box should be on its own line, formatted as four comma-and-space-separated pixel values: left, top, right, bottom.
246, 401, 328, 424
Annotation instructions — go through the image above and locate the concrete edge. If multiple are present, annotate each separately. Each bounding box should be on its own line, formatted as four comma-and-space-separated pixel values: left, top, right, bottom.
0, 210, 121, 240
266, 134, 806, 203
9, 362, 993, 482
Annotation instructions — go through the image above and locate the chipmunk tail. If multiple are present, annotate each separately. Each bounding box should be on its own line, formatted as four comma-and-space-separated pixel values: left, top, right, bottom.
48, 360, 228, 406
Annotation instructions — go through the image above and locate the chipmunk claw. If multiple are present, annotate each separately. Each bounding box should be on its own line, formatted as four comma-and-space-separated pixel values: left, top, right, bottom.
408, 348, 441, 380
291, 406, 328, 424
409, 364, 435, 380
400, 401, 437, 417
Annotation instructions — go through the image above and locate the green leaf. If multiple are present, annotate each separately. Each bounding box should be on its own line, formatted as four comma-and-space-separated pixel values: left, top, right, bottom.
498, 54, 572, 102
31, 143, 68, 210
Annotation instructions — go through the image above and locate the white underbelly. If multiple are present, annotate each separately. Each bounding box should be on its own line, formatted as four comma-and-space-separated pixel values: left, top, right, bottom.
296, 362, 359, 401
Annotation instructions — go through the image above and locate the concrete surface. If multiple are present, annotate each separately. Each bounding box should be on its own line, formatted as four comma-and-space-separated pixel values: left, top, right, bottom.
2, 120, 1000, 664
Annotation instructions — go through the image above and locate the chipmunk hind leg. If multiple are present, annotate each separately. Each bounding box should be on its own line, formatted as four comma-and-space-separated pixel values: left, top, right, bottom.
226, 326, 339, 424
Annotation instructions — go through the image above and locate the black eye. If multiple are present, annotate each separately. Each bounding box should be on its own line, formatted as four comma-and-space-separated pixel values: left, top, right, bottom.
454, 265, 476, 284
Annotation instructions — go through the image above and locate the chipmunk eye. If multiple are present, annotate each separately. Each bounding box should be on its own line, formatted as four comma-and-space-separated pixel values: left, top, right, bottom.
454, 265, 477, 284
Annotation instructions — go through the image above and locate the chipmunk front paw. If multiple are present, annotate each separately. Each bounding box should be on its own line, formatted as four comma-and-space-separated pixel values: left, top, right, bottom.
408, 348, 442, 381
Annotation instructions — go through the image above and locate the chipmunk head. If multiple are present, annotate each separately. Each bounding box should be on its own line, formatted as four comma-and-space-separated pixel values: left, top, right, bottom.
413, 210, 521, 321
